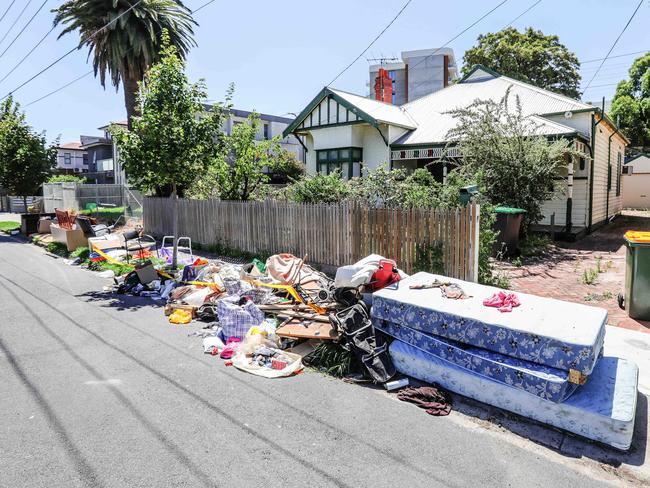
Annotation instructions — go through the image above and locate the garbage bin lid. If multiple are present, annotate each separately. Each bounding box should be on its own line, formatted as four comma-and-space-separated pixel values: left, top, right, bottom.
493, 206, 526, 214
624, 230, 650, 244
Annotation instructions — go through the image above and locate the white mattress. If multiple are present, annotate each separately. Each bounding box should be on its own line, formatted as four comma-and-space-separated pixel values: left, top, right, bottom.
373, 272, 607, 375
390, 340, 638, 450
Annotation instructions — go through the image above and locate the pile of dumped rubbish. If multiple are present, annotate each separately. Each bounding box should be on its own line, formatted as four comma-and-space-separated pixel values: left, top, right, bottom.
93, 241, 638, 451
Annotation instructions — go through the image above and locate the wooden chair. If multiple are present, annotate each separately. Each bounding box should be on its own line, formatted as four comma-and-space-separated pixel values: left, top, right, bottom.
54, 209, 76, 230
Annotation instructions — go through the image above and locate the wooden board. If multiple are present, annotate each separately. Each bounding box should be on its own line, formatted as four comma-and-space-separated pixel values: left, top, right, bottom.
276, 318, 339, 341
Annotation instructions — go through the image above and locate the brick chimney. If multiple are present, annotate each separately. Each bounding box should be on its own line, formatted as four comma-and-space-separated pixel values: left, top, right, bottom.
374, 68, 393, 104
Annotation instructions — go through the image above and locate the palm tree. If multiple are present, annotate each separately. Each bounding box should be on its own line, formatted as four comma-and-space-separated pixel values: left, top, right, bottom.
53, 0, 196, 128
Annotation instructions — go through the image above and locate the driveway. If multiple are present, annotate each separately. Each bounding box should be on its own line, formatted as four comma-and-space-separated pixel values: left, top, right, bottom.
1, 233, 648, 487
499, 210, 650, 333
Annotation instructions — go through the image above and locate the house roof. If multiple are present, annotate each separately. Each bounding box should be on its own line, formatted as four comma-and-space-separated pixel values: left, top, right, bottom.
284, 65, 618, 147
57, 141, 84, 150
329, 88, 417, 129
395, 65, 591, 145
625, 153, 650, 164
283, 87, 417, 137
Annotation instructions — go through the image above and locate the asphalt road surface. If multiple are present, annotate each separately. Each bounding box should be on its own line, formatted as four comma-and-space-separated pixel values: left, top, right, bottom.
0, 234, 616, 487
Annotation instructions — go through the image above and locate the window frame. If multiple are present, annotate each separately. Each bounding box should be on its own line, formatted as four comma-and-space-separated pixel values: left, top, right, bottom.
63, 152, 72, 165
316, 147, 363, 178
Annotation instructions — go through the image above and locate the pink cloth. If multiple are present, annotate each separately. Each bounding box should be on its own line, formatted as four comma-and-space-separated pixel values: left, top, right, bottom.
220, 338, 241, 359
483, 291, 521, 313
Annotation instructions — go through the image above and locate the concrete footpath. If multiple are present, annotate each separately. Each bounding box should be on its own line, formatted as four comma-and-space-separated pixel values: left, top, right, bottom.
0, 233, 648, 487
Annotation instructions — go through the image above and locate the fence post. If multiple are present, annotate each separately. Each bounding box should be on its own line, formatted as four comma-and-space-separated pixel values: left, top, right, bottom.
471, 204, 480, 283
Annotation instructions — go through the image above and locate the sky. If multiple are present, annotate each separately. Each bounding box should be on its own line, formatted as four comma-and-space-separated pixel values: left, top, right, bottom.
0, 0, 647, 144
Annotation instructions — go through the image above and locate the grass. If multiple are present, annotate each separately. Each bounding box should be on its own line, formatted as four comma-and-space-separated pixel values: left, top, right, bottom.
46, 241, 70, 257
580, 267, 599, 285
585, 291, 614, 302
304, 342, 361, 378
0, 221, 20, 232
196, 241, 273, 264
79, 206, 125, 223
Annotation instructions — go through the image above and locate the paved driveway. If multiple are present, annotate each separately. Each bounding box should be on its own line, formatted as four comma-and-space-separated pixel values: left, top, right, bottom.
0, 234, 647, 487
500, 211, 650, 333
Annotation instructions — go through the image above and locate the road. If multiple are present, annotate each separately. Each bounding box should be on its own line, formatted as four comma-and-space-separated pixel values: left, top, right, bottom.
0, 233, 623, 487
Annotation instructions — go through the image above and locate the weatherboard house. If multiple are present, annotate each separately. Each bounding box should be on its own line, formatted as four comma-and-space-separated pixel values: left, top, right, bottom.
283, 65, 628, 236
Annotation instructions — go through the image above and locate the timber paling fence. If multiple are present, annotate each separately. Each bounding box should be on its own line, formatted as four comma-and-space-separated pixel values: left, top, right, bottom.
144, 198, 480, 281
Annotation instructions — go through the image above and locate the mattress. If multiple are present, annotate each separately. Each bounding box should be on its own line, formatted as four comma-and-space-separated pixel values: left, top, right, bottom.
374, 319, 579, 402
372, 272, 607, 376
390, 340, 638, 450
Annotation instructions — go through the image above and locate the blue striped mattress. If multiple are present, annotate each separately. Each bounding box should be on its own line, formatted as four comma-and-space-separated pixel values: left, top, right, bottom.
371, 272, 607, 375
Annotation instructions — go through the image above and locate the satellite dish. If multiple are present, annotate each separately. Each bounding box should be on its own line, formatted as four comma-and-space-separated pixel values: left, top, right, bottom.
564, 111, 573, 119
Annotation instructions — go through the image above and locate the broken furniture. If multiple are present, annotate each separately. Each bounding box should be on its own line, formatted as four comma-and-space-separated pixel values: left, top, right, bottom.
76, 215, 122, 238
123, 229, 158, 262
50, 209, 87, 251
161, 236, 193, 264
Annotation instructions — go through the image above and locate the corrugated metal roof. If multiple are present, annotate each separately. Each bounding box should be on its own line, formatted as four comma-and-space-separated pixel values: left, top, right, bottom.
329, 88, 417, 129
395, 67, 592, 145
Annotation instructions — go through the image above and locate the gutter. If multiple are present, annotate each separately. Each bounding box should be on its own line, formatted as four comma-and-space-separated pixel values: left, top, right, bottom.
605, 122, 623, 221
587, 98, 605, 233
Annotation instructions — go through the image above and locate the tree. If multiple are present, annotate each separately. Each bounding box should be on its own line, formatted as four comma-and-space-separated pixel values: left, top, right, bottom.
446, 90, 581, 232
214, 113, 286, 201
462, 27, 581, 98
112, 35, 228, 267
0, 97, 57, 212
610, 51, 650, 151
53, 0, 196, 128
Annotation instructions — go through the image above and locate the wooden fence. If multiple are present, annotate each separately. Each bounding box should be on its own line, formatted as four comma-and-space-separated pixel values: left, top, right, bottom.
144, 198, 480, 281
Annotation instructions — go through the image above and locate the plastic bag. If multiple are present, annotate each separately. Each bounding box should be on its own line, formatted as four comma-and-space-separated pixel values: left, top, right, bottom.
169, 309, 192, 324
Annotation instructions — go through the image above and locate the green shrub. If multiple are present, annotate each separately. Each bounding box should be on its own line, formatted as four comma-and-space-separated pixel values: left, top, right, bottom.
47, 174, 86, 183
580, 268, 598, 285
520, 234, 552, 257
413, 241, 444, 275
287, 172, 351, 204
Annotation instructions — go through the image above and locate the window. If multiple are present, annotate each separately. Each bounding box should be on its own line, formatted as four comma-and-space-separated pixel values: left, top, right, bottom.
316, 147, 362, 179
623, 166, 632, 175
616, 152, 622, 196
579, 157, 586, 171
64, 152, 71, 164
263, 123, 270, 140
83, 154, 88, 166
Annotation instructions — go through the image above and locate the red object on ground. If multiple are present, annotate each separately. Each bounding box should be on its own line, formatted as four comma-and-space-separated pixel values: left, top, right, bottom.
483, 291, 521, 313
271, 359, 288, 370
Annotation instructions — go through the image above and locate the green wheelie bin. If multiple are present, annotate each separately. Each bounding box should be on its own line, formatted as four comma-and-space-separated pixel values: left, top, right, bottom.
623, 231, 650, 321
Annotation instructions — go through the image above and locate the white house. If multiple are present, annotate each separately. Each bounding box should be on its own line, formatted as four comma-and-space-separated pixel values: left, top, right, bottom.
55, 142, 88, 174
622, 153, 650, 209
283, 65, 628, 237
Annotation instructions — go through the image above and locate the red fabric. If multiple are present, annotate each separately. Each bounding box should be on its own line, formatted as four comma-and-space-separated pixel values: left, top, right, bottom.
483, 291, 521, 313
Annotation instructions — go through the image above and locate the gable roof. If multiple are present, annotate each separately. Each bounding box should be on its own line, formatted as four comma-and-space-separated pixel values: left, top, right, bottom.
625, 153, 650, 164
395, 65, 591, 145
282, 87, 416, 137
283, 65, 611, 146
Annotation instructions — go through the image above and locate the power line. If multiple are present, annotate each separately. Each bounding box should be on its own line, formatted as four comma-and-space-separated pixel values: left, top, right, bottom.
0, 0, 34, 48
23, 0, 218, 107
0, 1, 17, 27
327, 0, 412, 86
1, 0, 146, 101
581, 82, 620, 90
583, 0, 644, 92
502, 0, 542, 29
580, 49, 648, 65
407, 0, 509, 93
0, 0, 47, 61
0, 25, 55, 85
25, 71, 93, 107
